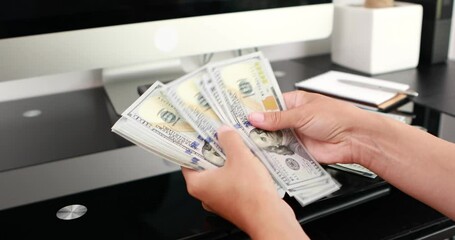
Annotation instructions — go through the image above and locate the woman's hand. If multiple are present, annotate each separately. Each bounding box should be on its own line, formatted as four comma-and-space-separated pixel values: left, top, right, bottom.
248, 90, 383, 166
181, 125, 308, 239
249, 90, 455, 220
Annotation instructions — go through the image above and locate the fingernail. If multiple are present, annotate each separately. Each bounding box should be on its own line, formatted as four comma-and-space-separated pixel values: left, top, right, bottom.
217, 125, 234, 134
249, 112, 264, 123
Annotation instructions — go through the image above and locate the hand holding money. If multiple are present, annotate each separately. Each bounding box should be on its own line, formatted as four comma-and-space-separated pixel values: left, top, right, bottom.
112, 52, 342, 206
248, 91, 379, 178
182, 126, 310, 240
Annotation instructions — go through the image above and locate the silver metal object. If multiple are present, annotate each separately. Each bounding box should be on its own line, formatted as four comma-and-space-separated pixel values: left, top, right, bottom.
338, 79, 419, 97
56, 204, 87, 220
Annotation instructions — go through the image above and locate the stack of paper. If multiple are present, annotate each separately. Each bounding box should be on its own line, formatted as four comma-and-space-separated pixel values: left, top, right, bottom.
295, 71, 412, 111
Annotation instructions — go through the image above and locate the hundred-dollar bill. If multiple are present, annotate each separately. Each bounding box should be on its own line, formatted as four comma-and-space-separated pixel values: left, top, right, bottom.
294, 180, 341, 206
330, 163, 377, 178
196, 71, 234, 124
207, 52, 332, 191
165, 67, 226, 167
118, 81, 219, 169
113, 117, 207, 170
286, 178, 337, 197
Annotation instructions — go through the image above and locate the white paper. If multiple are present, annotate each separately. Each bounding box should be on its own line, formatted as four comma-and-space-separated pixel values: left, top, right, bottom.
295, 71, 410, 105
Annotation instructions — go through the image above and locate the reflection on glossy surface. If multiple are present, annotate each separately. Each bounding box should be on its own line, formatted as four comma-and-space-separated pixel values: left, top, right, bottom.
0, 167, 392, 239
0, 172, 234, 239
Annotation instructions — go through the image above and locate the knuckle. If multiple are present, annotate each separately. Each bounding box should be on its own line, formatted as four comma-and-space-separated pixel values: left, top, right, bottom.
267, 112, 282, 130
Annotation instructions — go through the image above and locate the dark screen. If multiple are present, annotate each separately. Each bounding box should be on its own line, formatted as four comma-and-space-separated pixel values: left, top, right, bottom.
0, 0, 330, 39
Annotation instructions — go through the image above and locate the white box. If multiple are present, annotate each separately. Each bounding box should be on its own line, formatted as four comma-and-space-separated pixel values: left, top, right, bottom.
331, 2, 423, 75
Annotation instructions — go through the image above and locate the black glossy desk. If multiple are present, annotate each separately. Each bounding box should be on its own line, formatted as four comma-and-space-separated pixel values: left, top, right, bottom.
0, 170, 452, 240
273, 55, 455, 135
1, 55, 454, 239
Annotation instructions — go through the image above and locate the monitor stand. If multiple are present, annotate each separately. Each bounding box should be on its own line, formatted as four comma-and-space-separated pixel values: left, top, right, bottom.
102, 58, 186, 115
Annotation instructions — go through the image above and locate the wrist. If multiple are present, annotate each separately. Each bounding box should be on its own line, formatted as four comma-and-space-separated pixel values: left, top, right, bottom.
349, 111, 391, 168
244, 198, 309, 240
350, 111, 416, 174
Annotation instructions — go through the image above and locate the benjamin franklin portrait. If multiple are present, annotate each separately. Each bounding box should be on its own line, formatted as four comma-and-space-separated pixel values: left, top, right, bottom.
202, 141, 224, 166
248, 128, 294, 155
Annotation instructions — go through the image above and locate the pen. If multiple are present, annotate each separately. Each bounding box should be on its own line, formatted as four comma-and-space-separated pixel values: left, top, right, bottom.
338, 79, 419, 97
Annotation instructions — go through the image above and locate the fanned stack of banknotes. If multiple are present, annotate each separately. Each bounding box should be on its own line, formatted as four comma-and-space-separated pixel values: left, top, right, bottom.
112, 52, 341, 206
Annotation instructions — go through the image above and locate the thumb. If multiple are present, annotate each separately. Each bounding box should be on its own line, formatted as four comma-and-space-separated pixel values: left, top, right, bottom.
248, 108, 305, 131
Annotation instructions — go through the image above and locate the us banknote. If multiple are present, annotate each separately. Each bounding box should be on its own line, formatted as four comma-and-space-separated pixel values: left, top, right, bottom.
164, 67, 226, 166
206, 52, 334, 193
196, 70, 234, 124
330, 163, 377, 178
113, 117, 207, 170
117, 81, 219, 169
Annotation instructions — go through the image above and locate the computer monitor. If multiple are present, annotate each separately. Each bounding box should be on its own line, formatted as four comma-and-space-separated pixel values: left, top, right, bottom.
0, 0, 333, 210
0, 0, 333, 113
